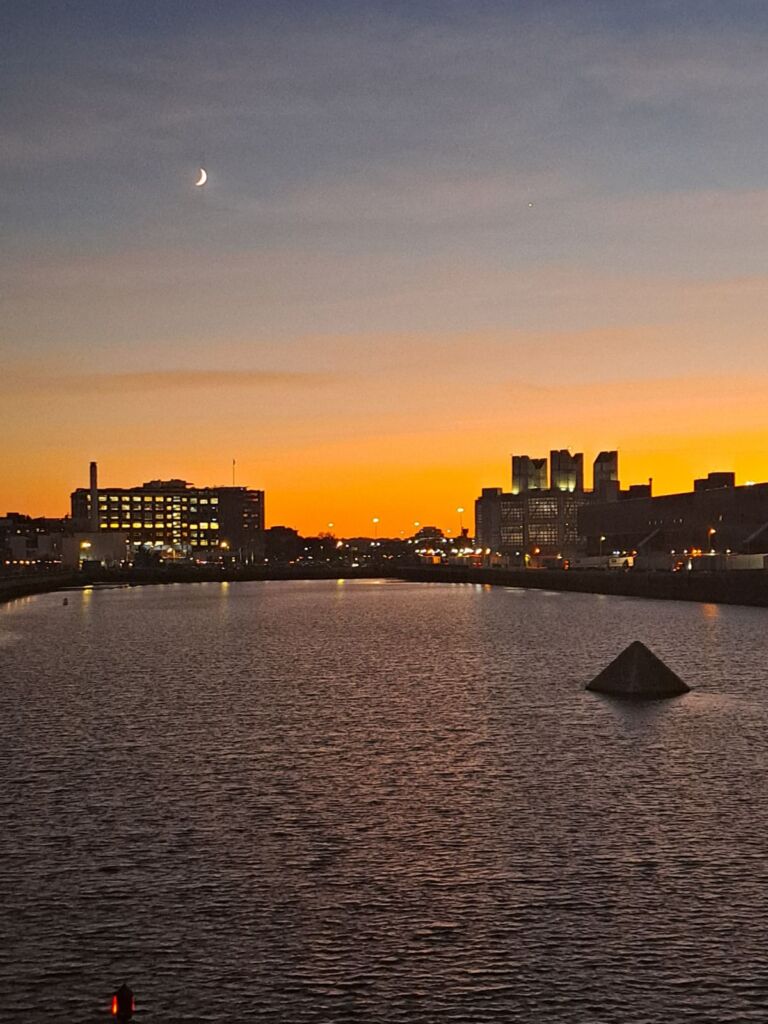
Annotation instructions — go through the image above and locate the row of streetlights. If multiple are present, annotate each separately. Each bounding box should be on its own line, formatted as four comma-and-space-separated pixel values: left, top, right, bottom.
321, 508, 467, 538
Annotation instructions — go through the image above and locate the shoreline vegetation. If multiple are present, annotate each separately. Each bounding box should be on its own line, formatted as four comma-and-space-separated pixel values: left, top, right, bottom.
1, 564, 767, 608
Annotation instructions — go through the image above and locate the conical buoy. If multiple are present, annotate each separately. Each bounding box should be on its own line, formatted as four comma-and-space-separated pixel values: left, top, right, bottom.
586, 640, 690, 699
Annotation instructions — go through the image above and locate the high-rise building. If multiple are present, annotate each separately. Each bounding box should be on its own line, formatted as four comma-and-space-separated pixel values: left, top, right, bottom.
71, 466, 265, 562
593, 450, 619, 501
511, 455, 547, 494
550, 449, 584, 493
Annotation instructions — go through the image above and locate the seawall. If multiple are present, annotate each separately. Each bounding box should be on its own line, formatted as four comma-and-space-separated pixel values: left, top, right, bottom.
2, 565, 767, 609
395, 565, 768, 607
0, 573, 80, 606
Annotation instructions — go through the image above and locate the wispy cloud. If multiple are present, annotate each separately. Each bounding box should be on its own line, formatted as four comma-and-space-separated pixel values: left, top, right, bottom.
0, 369, 331, 396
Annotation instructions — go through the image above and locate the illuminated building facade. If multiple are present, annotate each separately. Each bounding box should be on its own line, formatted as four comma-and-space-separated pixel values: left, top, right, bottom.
486, 489, 592, 557
71, 471, 265, 562
476, 449, 627, 557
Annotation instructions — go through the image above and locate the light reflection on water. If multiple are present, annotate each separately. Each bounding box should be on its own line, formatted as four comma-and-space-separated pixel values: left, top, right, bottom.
0, 580, 767, 1023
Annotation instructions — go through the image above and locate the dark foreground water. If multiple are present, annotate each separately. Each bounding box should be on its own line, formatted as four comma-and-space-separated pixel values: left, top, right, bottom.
1, 580, 767, 1023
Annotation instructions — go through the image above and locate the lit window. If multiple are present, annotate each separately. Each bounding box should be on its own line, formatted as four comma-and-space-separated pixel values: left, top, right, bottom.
200, 522, 209, 529
144, 496, 152, 502
110, 524, 119, 529
200, 498, 209, 505
210, 498, 219, 505
98, 496, 107, 503
132, 522, 142, 528
209, 522, 219, 530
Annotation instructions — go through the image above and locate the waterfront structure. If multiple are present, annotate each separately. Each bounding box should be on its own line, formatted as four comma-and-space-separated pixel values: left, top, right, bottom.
0, 513, 66, 568
265, 526, 302, 563
61, 532, 128, 569
477, 449, 605, 558
586, 641, 690, 698
477, 488, 592, 559
579, 474, 768, 558
71, 464, 265, 562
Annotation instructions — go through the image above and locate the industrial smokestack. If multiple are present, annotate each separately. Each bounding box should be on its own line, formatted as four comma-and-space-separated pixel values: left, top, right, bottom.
89, 461, 99, 531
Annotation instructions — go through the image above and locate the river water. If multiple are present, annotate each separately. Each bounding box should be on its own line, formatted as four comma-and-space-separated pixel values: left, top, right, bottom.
1, 579, 767, 1022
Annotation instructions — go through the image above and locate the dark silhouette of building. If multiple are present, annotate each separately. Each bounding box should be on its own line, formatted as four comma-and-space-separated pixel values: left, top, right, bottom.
550, 449, 584, 493
579, 475, 768, 556
694, 471, 736, 492
0, 513, 67, 569
477, 448, 618, 557
511, 455, 547, 494
265, 526, 302, 562
593, 450, 619, 501
475, 448, 663, 561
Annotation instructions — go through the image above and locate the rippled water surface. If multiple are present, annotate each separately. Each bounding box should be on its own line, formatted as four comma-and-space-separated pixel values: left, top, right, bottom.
1, 579, 768, 1022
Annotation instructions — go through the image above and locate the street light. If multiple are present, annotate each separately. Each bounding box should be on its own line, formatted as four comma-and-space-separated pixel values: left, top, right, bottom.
708, 527, 716, 552
372, 517, 380, 541
599, 534, 606, 557
457, 506, 465, 533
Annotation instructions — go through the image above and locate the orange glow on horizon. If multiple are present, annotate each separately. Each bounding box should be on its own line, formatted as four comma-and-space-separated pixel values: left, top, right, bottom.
3, 350, 768, 536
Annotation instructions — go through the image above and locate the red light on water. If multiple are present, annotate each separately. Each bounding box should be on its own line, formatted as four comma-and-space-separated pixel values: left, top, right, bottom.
111, 994, 118, 1015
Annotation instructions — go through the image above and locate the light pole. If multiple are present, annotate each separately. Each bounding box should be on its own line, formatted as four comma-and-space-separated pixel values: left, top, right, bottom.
372, 517, 379, 541
708, 527, 716, 553
599, 534, 606, 558
457, 507, 464, 534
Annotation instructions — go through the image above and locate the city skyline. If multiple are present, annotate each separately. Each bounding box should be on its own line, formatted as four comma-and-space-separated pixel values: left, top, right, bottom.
3, 1, 768, 534
2, 447, 763, 541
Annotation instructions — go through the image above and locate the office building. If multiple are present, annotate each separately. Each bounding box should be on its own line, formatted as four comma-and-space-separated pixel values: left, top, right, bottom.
71, 463, 265, 562
475, 448, 653, 559
477, 449, 594, 558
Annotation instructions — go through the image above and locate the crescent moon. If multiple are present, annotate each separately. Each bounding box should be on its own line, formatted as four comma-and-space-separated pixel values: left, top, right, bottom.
195, 167, 208, 187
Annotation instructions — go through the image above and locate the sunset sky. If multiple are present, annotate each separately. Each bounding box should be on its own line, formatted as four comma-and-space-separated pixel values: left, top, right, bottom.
3, 1, 768, 535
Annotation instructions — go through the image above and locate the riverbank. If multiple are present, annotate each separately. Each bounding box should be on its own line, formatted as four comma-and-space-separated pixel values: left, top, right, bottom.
2, 563, 767, 608
0, 573, 80, 606
396, 565, 768, 607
